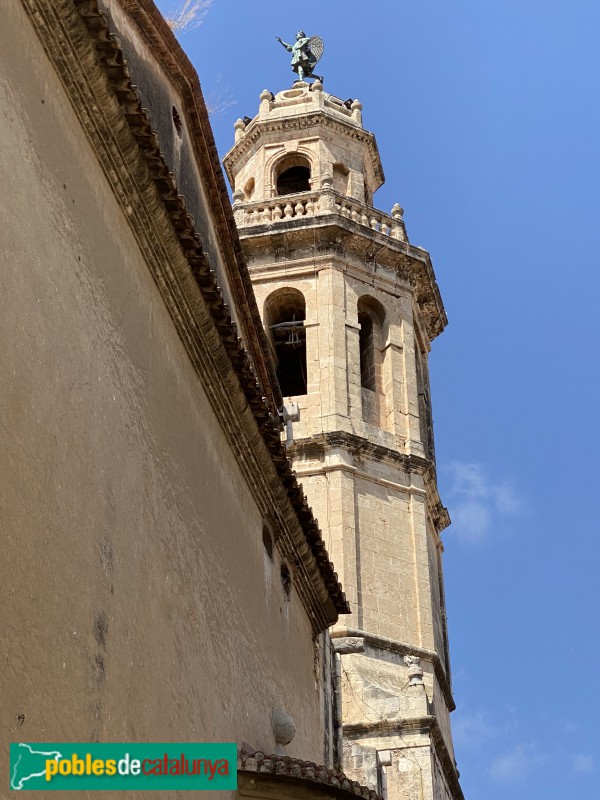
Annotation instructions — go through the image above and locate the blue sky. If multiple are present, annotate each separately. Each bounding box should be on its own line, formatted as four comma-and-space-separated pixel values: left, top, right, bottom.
157, 2, 599, 796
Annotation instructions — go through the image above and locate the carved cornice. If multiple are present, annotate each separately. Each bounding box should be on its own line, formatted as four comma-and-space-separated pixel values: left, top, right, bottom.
104, 0, 282, 417
238, 213, 447, 342
290, 431, 429, 473
223, 112, 384, 193
342, 715, 436, 737
331, 628, 455, 713
289, 433, 450, 536
21, 0, 348, 628
342, 716, 465, 800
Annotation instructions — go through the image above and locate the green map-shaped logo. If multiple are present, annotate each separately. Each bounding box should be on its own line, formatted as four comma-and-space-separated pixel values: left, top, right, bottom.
11, 743, 63, 790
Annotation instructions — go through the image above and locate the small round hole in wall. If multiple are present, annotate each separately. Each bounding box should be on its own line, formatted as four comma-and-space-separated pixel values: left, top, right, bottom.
172, 105, 183, 138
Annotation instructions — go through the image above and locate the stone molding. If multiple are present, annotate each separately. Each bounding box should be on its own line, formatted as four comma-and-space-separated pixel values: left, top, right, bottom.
224, 112, 384, 194
341, 716, 465, 800
331, 628, 455, 712
293, 463, 428, 500
290, 433, 450, 536
105, 0, 281, 417
247, 255, 415, 310
21, 0, 348, 629
237, 212, 447, 342
342, 714, 436, 737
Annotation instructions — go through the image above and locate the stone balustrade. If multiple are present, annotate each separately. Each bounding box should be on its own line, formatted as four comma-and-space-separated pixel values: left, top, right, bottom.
333, 196, 407, 240
234, 191, 321, 225
233, 189, 407, 242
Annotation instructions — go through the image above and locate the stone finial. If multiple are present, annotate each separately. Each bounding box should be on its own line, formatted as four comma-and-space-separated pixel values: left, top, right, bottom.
391, 204, 408, 241
232, 189, 244, 224
312, 78, 323, 93
234, 118, 246, 142
320, 174, 335, 212
259, 89, 272, 116
351, 99, 363, 124
272, 709, 296, 754
404, 655, 424, 686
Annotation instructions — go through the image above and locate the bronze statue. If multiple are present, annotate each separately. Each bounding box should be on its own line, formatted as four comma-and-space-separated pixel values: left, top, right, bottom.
276, 31, 324, 82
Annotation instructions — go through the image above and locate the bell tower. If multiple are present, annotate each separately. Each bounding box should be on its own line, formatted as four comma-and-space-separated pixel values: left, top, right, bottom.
224, 81, 465, 800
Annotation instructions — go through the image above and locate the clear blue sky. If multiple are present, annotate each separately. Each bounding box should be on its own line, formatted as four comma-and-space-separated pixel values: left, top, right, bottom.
157, 2, 600, 796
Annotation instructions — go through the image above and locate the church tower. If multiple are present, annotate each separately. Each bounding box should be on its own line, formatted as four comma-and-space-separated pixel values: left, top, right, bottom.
224, 80, 465, 800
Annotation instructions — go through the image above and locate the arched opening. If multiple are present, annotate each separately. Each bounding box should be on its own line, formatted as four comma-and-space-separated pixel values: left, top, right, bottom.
358, 310, 376, 390
358, 296, 386, 391
265, 288, 307, 397
357, 296, 387, 427
275, 155, 311, 196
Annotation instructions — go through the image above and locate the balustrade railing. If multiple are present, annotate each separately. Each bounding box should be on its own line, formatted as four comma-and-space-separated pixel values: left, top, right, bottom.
236, 191, 320, 225
233, 189, 407, 242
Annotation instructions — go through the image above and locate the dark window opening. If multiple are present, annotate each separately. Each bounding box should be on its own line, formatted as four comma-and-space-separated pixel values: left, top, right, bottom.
358, 295, 387, 393
276, 165, 311, 196
262, 525, 274, 560
359, 310, 376, 390
415, 340, 435, 460
273, 326, 307, 396
266, 289, 307, 397
281, 564, 292, 597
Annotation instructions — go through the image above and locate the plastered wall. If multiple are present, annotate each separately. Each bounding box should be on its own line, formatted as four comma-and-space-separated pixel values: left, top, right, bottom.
0, 5, 327, 796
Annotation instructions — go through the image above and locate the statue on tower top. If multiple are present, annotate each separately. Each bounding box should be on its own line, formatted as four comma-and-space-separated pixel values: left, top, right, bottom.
275, 31, 324, 83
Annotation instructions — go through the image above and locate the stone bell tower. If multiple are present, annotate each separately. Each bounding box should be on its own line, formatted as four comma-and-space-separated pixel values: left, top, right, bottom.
224, 81, 465, 800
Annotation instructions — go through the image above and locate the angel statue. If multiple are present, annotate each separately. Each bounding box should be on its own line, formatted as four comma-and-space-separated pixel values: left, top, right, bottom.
275, 31, 324, 83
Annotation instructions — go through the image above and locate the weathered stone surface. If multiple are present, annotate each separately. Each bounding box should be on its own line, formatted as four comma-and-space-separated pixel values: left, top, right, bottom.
229, 75, 465, 800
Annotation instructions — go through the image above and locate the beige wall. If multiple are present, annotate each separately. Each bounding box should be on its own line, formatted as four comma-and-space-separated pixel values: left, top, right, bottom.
245, 243, 456, 787
0, 4, 327, 795
251, 266, 426, 455
225, 84, 380, 206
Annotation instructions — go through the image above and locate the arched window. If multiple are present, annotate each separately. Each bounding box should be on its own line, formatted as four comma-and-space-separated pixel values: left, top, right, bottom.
357, 296, 387, 427
265, 288, 307, 397
275, 155, 311, 196
358, 310, 376, 390
358, 296, 386, 392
